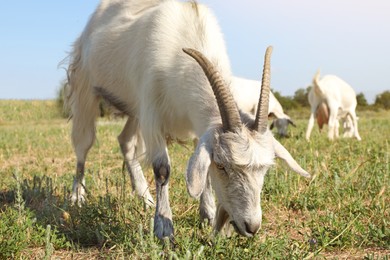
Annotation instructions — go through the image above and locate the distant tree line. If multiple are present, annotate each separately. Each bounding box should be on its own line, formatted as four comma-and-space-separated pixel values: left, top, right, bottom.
374, 91, 390, 110
56, 80, 390, 118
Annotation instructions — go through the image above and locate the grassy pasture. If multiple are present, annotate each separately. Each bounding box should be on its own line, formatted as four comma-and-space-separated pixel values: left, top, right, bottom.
0, 100, 389, 259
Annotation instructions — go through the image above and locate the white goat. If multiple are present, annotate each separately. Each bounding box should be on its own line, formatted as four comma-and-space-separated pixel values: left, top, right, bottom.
231, 77, 296, 137
66, 0, 310, 239
306, 71, 361, 141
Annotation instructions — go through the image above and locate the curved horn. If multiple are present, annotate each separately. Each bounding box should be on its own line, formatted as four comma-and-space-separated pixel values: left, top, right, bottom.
183, 48, 241, 132
254, 46, 273, 133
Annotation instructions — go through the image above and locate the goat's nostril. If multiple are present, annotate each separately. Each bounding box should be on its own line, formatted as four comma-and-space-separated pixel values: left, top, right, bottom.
245, 221, 260, 235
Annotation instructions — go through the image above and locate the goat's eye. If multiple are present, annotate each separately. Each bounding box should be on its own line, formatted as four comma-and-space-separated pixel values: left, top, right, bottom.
215, 163, 227, 173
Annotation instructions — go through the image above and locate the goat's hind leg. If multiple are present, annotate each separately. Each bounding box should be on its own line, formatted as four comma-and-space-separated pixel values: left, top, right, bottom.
70, 97, 99, 205
118, 118, 154, 208
327, 107, 338, 140
305, 111, 316, 141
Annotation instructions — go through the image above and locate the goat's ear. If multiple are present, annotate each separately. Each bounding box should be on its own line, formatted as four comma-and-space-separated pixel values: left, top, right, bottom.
270, 121, 275, 130
186, 131, 213, 199
268, 112, 276, 119
273, 138, 311, 178
288, 119, 296, 127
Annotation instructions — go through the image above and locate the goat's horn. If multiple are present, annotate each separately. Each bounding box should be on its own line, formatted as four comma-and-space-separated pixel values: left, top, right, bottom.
183, 48, 241, 132
254, 46, 273, 133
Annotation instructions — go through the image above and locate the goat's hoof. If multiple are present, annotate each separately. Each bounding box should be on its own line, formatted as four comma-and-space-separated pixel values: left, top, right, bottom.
199, 206, 216, 226
200, 215, 214, 227
143, 195, 155, 210
70, 193, 86, 207
154, 214, 174, 239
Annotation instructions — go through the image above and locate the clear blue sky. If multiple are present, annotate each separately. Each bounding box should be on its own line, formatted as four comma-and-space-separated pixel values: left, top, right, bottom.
1, 0, 389, 103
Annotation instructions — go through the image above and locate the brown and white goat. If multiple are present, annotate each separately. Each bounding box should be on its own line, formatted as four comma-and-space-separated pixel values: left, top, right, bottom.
306, 71, 361, 141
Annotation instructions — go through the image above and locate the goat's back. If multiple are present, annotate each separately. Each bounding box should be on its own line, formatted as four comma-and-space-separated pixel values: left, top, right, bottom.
71, 0, 233, 160
79, 0, 162, 49
77, 0, 231, 113
231, 77, 286, 118
317, 75, 357, 110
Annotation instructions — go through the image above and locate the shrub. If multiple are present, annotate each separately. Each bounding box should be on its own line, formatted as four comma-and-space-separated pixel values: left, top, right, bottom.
374, 90, 390, 110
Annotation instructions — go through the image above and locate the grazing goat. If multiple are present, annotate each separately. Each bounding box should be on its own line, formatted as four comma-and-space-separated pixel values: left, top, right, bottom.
66, 0, 310, 239
231, 77, 296, 137
306, 71, 361, 141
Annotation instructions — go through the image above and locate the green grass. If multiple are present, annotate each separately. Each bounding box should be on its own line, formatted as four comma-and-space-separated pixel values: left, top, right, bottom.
0, 100, 389, 259
0, 100, 62, 124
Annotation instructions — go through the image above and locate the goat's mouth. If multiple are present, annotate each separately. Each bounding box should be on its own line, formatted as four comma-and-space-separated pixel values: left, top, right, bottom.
278, 133, 290, 138
230, 221, 253, 237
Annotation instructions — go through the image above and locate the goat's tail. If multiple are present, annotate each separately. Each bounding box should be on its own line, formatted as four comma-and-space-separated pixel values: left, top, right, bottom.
64, 36, 100, 136
312, 69, 323, 97
63, 38, 82, 119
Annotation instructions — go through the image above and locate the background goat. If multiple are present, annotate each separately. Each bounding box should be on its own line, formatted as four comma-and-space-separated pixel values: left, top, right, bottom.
231, 77, 296, 137
66, 0, 310, 239
316, 100, 355, 137
306, 71, 361, 141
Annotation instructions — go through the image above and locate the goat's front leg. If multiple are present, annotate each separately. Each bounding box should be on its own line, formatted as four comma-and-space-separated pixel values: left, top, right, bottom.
305, 111, 316, 141
213, 204, 230, 236
71, 162, 86, 205
350, 112, 362, 141
192, 139, 216, 226
334, 119, 340, 139
153, 150, 174, 239
71, 111, 97, 206
327, 109, 338, 140
199, 173, 216, 226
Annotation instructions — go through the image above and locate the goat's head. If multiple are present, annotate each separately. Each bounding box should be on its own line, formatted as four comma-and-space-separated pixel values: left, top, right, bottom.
183, 47, 310, 237
270, 116, 296, 138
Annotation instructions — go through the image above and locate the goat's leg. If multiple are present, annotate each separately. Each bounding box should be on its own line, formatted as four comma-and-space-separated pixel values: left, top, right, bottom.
118, 118, 154, 208
153, 148, 174, 239
350, 111, 361, 141
199, 173, 216, 226
70, 98, 99, 205
192, 139, 216, 226
213, 203, 230, 235
342, 117, 349, 137
305, 111, 316, 141
342, 116, 354, 138
327, 109, 338, 140
334, 119, 340, 139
